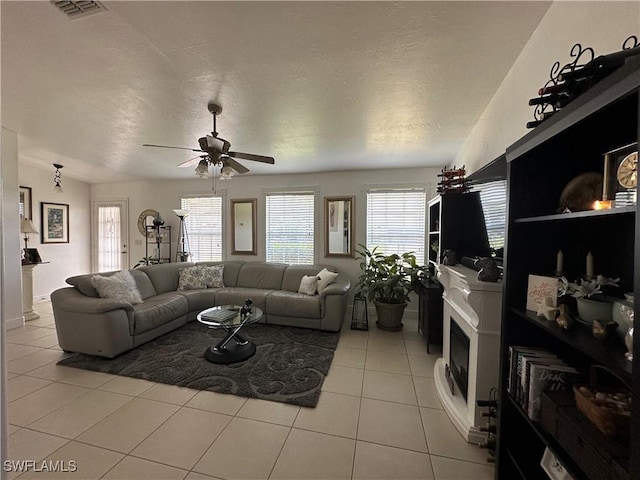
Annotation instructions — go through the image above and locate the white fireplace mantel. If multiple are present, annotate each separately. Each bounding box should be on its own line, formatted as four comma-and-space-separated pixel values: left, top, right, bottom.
434, 264, 503, 443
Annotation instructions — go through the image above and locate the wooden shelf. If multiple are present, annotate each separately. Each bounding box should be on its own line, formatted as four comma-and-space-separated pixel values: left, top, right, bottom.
514, 206, 636, 224
512, 308, 632, 377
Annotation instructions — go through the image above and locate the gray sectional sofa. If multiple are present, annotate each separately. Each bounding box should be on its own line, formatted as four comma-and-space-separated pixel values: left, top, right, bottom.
51, 261, 350, 358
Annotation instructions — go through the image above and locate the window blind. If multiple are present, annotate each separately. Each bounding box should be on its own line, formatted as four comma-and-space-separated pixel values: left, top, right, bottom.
475, 180, 507, 251
266, 192, 314, 265
366, 189, 426, 264
181, 196, 223, 262
97, 205, 121, 272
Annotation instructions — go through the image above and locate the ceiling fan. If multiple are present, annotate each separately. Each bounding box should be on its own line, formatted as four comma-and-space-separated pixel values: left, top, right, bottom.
143, 103, 274, 178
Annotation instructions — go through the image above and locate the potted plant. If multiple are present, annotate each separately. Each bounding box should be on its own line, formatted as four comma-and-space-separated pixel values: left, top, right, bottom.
355, 245, 429, 331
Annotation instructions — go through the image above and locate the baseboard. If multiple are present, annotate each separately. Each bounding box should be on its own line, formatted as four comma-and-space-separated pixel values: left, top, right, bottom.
346, 304, 419, 321
6, 316, 24, 330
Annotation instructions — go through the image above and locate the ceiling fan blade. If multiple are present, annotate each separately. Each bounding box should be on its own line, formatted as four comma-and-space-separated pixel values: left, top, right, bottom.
177, 155, 207, 168
224, 157, 250, 174
228, 151, 275, 164
143, 143, 203, 152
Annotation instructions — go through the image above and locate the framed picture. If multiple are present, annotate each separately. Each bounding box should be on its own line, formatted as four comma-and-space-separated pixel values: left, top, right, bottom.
41, 202, 69, 244
19, 186, 32, 220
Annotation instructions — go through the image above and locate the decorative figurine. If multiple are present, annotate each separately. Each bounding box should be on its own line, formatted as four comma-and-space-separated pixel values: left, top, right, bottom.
536, 297, 558, 321
625, 324, 634, 362
556, 304, 575, 330
592, 319, 617, 340
441, 249, 457, 266
475, 257, 500, 282
240, 299, 253, 319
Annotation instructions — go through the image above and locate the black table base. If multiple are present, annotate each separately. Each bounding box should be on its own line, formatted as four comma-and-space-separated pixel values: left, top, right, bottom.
203, 331, 257, 364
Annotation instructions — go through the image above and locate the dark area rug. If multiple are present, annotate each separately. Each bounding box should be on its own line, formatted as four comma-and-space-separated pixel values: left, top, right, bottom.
57, 322, 340, 408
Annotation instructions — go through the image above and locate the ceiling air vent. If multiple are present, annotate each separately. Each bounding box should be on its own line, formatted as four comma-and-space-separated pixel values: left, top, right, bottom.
51, 1, 107, 19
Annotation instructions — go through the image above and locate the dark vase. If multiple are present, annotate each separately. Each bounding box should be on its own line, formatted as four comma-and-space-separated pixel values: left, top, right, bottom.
153, 212, 164, 226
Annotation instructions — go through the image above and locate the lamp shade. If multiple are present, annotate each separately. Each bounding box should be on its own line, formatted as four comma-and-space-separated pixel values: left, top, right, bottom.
20, 218, 38, 234
195, 160, 209, 178
173, 209, 189, 218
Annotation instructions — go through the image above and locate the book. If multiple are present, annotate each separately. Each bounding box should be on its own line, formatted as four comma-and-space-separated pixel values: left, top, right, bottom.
527, 363, 580, 421
517, 351, 558, 406
508, 346, 555, 396
520, 355, 565, 410
200, 309, 238, 323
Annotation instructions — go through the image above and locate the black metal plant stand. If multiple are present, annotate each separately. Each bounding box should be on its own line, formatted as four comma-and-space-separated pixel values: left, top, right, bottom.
351, 293, 369, 331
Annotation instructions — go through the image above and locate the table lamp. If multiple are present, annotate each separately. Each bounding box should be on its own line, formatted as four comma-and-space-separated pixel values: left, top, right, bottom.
20, 217, 38, 251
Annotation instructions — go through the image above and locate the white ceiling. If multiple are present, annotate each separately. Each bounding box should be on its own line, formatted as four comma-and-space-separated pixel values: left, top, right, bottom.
1, 1, 551, 184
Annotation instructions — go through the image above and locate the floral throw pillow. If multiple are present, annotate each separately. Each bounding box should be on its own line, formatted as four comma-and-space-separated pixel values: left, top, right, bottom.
298, 275, 319, 296
201, 265, 225, 288
91, 270, 143, 304
177, 266, 208, 290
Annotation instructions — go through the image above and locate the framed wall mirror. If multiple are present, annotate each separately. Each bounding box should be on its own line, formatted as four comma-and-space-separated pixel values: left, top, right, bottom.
324, 196, 354, 257
231, 198, 257, 255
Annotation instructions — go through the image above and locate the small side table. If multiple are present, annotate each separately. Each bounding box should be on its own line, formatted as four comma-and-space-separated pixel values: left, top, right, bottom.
22, 262, 47, 321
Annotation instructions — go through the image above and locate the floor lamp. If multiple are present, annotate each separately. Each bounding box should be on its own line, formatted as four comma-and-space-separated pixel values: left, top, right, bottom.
174, 209, 191, 262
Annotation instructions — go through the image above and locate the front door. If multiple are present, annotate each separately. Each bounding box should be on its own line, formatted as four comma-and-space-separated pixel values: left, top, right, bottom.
92, 200, 129, 272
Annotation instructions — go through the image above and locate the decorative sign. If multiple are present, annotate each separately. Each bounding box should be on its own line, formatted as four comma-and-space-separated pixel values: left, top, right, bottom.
526, 275, 558, 312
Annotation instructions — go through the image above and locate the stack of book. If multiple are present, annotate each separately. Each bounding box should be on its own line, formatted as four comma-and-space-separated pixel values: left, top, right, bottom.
507, 346, 581, 422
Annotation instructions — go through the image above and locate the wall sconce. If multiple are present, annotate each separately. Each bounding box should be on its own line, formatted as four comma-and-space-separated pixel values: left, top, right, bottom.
52, 163, 64, 193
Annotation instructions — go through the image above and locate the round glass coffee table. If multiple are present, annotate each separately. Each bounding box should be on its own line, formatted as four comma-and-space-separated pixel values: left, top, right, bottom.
197, 305, 263, 364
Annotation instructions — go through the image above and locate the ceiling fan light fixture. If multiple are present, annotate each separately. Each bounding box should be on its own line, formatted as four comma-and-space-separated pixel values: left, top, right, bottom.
220, 164, 235, 180
195, 159, 209, 178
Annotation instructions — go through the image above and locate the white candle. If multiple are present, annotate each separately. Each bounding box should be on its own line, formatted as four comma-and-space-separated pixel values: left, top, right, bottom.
556, 250, 563, 273
586, 251, 594, 278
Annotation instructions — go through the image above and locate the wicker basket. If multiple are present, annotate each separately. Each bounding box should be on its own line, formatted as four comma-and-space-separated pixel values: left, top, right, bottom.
573, 365, 631, 441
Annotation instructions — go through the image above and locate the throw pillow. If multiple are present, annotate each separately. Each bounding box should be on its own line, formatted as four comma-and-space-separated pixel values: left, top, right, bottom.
298, 275, 320, 296
317, 268, 339, 293
177, 266, 208, 290
91, 270, 143, 304
201, 265, 225, 288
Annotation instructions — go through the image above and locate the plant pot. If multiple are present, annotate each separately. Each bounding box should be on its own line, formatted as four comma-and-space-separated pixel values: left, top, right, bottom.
374, 300, 407, 331
576, 297, 613, 325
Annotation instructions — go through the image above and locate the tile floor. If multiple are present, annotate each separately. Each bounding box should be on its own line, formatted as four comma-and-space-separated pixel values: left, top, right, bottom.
4, 301, 495, 480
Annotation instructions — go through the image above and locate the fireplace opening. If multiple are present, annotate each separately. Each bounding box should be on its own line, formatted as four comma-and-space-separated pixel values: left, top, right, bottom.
450, 318, 470, 401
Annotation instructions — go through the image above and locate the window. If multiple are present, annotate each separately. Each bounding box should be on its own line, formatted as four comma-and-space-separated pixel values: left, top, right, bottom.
266, 192, 314, 264
475, 180, 507, 251
181, 196, 223, 262
366, 188, 426, 264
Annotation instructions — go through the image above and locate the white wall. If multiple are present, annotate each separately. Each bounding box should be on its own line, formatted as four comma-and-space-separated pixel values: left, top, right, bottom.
1, 128, 22, 479
456, 1, 640, 174
18, 163, 91, 300
92, 167, 441, 301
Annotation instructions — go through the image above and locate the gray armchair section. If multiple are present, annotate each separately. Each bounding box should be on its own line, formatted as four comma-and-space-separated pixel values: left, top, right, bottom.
52, 261, 350, 358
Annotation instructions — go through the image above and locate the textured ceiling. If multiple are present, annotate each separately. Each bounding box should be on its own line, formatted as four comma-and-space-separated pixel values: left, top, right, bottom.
1, 1, 550, 183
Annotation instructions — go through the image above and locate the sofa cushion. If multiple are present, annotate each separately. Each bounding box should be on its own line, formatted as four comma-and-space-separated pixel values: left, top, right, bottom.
91, 271, 143, 304
266, 291, 321, 319
281, 265, 336, 292
132, 293, 188, 335
130, 270, 157, 300
175, 289, 218, 313
202, 265, 225, 287
67, 271, 117, 297
236, 263, 287, 290
317, 268, 339, 293
177, 266, 208, 290
214, 287, 274, 311
298, 275, 319, 296
140, 262, 195, 294
197, 261, 244, 287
